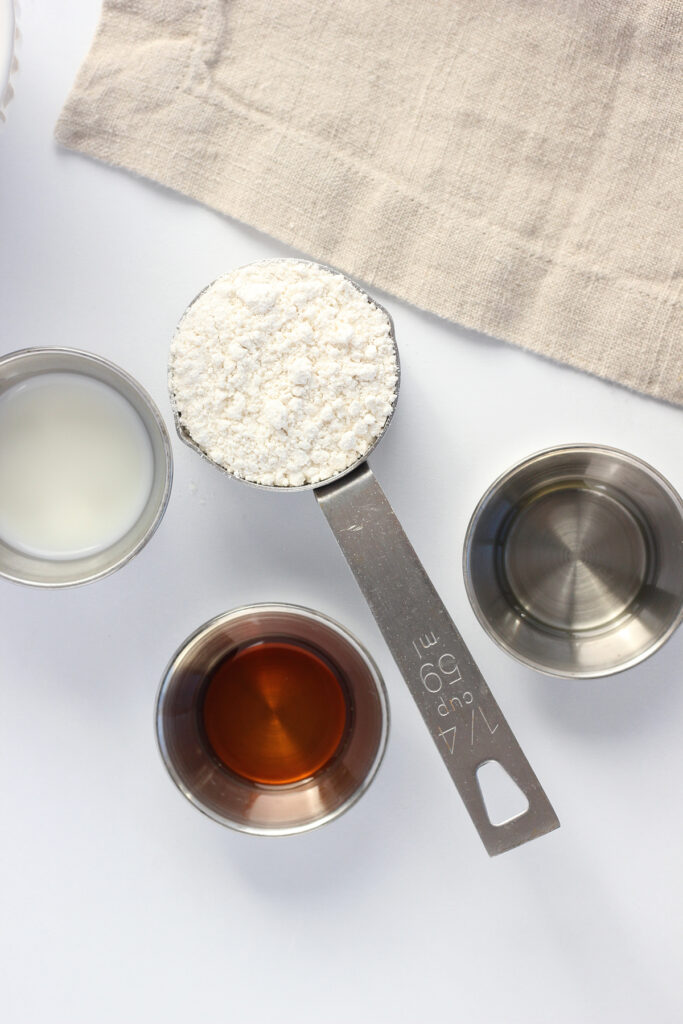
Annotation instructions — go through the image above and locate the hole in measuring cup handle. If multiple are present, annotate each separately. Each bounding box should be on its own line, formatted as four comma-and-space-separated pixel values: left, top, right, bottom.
476, 760, 530, 827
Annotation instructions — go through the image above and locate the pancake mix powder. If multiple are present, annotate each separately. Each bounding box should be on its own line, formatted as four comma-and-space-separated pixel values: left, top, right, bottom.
169, 260, 398, 487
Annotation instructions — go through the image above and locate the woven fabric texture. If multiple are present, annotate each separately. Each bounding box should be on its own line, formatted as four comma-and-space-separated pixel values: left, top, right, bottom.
57, 0, 683, 404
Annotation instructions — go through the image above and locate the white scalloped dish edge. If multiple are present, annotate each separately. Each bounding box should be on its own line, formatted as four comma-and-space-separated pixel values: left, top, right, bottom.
1, 0, 18, 122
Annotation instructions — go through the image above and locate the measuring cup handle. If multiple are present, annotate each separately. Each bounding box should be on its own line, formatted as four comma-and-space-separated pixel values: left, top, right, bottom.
315, 463, 559, 856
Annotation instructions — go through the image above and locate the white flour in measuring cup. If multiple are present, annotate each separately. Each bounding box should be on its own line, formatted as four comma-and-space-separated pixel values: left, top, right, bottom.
169, 260, 398, 487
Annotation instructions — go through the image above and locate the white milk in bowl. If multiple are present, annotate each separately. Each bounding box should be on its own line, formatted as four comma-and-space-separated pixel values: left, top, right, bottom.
0, 372, 155, 559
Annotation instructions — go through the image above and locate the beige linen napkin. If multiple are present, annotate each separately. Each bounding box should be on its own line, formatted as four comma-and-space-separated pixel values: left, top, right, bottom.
57, 0, 683, 405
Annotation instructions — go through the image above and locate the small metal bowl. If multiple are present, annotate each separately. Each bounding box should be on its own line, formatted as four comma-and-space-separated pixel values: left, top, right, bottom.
0, 348, 172, 587
463, 445, 683, 678
156, 604, 389, 835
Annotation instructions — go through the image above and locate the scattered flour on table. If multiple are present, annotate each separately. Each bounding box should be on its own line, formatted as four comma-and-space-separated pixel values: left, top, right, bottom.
169, 260, 398, 487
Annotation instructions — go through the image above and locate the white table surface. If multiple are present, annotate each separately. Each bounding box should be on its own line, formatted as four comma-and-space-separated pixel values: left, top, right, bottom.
2, 5, 682, 1023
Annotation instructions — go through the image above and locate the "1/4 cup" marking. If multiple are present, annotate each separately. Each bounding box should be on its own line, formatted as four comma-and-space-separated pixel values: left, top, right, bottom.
411, 628, 499, 755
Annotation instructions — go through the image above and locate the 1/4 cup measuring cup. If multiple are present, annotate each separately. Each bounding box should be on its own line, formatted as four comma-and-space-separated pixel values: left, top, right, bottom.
170, 260, 559, 856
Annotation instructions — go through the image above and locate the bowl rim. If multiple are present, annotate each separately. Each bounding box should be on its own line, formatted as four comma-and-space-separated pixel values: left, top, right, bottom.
462, 443, 683, 679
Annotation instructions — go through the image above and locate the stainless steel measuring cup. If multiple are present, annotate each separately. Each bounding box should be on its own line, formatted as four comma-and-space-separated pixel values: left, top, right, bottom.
170, 261, 559, 855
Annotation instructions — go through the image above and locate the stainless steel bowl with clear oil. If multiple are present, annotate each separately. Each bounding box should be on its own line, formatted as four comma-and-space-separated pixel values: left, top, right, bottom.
463, 444, 683, 678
